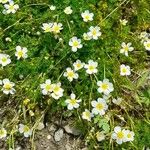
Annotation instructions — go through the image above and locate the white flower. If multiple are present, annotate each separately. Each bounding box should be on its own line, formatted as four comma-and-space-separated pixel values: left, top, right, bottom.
120, 64, 131, 76
40, 79, 53, 95
18, 124, 32, 138
5, 37, 12, 42
87, 26, 101, 40
0, 0, 9, 4
0, 53, 11, 67
50, 5, 56, 10
112, 97, 122, 105
0, 128, 7, 139
120, 19, 128, 26
144, 40, 150, 51
139, 31, 149, 43
51, 82, 64, 100
64, 68, 78, 82
84, 60, 98, 74
82, 109, 93, 121
64, 6, 72, 14
1, 79, 15, 95
97, 79, 114, 95
52, 22, 63, 34
69, 37, 83, 52
111, 126, 126, 144
96, 131, 105, 142
124, 130, 135, 142
15, 46, 28, 60
120, 42, 134, 56
81, 10, 94, 22
42, 23, 53, 33
83, 33, 92, 40
4, 1, 19, 14
65, 93, 81, 110
73, 60, 84, 71
91, 98, 108, 116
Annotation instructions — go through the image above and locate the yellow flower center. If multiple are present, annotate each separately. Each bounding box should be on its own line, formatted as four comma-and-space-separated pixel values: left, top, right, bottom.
92, 29, 97, 35
73, 41, 79, 47
147, 43, 150, 48
85, 111, 90, 118
85, 15, 90, 20
0, 130, 5, 136
70, 99, 77, 105
18, 51, 23, 57
117, 131, 124, 139
53, 86, 60, 93
53, 26, 60, 32
122, 68, 127, 73
23, 126, 29, 132
68, 71, 74, 78
101, 83, 108, 90
96, 103, 104, 110
4, 83, 12, 90
89, 65, 94, 71
45, 84, 52, 91
76, 63, 81, 68
2, 57, 7, 62
127, 133, 131, 138
45, 27, 51, 32
9, 5, 14, 10
124, 46, 129, 51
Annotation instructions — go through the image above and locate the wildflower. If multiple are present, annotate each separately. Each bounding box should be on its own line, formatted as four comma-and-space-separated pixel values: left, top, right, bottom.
18, 124, 32, 137
15, 46, 28, 60
64, 6, 73, 14
82, 109, 93, 121
139, 31, 149, 43
50, 5, 56, 10
0, 0, 9, 4
0, 128, 7, 139
96, 131, 105, 142
83, 33, 92, 40
112, 97, 122, 105
120, 42, 134, 56
51, 82, 64, 100
120, 19, 128, 26
87, 26, 101, 40
52, 22, 63, 34
144, 40, 150, 51
64, 67, 78, 81
120, 64, 131, 76
0, 53, 11, 67
84, 60, 98, 74
91, 98, 108, 116
124, 130, 135, 142
73, 60, 84, 71
5, 37, 12, 42
42, 23, 53, 33
81, 10, 94, 22
69, 37, 83, 52
97, 79, 114, 95
111, 126, 126, 144
65, 93, 81, 110
4, 1, 19, 14
1, 78, 15, 94
40, 79, 53, 95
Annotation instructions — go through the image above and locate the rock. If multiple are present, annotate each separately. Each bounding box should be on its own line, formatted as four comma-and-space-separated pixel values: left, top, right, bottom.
54, 129, 64, 142
37, 122, 45, 130
47, 135, 52, 140
64, 125, 81, 136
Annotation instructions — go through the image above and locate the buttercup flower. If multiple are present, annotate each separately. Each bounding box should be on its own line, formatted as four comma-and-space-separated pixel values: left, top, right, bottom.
120, 42, 134, 56
50, 5, 56, 10
40, 79, 53, 95
15, 46, 28, 60
1, 78, 15, 95
144, 40, 150, 51
18, 124, 32, 138
65, 93, 81, 110
120, 64, 131, 76
97, 79, 114, 95
0, 128, 7, 139
84, 60, 98, 74
91, 98, 108, 116
52, 22, 63, 34
69, 37, 83, 52
51, 82, 64, 100
4, 1, 19, 14
82, 109, 93, 121
64, 6, 73, 14
111, 126, 126, 144
64, 68, 78, 81
81, 10, 94, 22
88, 26, 101, 40
42, 23, 53, 32
73, 60, 84, 71
120, 19, 128, 26
0, 53, 11, 67
124, 130, 135, 142
83, 33, 92, 40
